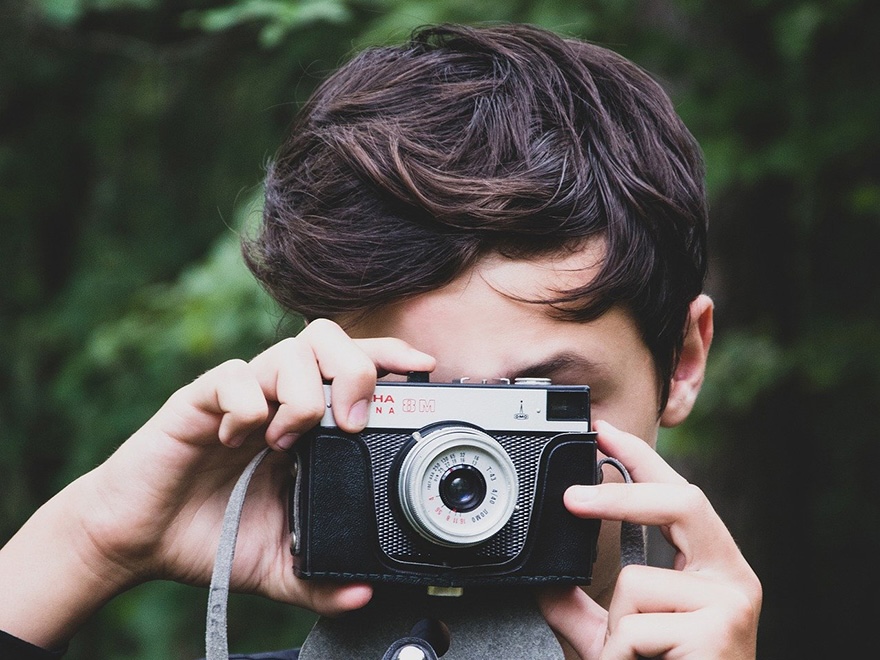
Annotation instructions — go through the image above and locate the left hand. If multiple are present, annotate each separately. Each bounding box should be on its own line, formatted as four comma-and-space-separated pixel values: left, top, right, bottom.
537, 420, 762, 659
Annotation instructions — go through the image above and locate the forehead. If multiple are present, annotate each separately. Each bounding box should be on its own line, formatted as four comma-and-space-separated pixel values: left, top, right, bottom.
345, 245, 655, 391
475, 241, 606, 301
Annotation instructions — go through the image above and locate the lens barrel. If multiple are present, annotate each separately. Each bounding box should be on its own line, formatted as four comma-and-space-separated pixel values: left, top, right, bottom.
397, 425, 518, 547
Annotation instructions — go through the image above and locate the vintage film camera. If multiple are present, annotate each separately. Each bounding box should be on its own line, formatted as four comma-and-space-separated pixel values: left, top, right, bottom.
289, 373, 600, 591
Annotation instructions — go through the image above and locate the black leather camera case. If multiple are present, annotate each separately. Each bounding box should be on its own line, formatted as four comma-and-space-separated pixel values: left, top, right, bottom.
289, 427, 600, 588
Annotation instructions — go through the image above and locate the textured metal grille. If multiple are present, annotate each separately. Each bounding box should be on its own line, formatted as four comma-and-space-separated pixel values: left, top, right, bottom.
362, 430, 552, 565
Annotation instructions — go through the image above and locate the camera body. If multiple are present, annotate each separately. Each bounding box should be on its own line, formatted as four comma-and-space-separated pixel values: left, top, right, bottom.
289, 375, 600, 589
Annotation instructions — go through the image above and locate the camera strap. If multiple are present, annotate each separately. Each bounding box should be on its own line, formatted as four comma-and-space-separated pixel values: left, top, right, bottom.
597, 457, 646, 568
204, 449, 645, 660
205, 446, 272, 660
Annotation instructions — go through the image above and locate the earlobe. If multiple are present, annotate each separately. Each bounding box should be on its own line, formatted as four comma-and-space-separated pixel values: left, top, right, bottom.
660, 294, 714, 427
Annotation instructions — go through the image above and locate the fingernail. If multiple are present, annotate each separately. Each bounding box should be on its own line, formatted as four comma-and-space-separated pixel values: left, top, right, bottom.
276, 432, 299, 451
348, 399, 369, 429
226, 432, 246, 448
568, 485, 599, 502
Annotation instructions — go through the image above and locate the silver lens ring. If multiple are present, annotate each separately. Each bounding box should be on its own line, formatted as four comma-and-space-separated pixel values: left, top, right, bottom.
397, 425, 518, 547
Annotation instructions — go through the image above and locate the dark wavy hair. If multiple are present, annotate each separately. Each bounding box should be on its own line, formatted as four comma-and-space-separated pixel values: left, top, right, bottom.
243, 23, 708, 408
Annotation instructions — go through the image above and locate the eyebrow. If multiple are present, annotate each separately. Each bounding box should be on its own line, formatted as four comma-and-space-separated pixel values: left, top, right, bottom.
506, 352, 610, 384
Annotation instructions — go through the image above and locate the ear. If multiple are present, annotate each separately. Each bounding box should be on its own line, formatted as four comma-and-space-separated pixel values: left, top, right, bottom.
660, 294, 714, 427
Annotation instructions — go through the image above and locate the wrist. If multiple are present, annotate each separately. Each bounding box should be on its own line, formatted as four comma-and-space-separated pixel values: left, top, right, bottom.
0, 472, 140, 650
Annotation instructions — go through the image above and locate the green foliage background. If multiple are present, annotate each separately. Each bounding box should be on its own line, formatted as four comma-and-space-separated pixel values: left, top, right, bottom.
2, 0, 877, 657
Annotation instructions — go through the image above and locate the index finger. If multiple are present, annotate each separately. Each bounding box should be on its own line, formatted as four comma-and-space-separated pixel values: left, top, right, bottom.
569, 422, 743, 571
565, 481, 732, 567
595, 420, 688, 485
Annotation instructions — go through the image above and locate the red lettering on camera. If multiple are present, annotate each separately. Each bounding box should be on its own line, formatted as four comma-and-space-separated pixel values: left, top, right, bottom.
401, 398, 436, 413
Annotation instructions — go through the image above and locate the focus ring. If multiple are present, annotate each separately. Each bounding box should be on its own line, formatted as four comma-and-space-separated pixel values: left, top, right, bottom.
397, 425, 518, 547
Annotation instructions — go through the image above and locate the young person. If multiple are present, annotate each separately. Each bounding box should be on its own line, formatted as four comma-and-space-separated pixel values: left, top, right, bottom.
0, 23, 761, 659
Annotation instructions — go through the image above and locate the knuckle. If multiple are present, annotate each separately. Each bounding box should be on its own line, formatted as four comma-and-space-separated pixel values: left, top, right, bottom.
304, 397, 328, 421
302, 317, 342, 337
274, 336, 304, 355
615, 563, 648, 599
217, 357, 250, 373
237, 399, 270, 426
746, 572, 764, 610
612, 612, 639, 639
218, 362, 269, 420
699, 583, 761, 651
352, 355, 379, 384
700, 602, 754, 654
333, 347, 378, 387
284, 398, 326, 427
200, 358, 251, 386
678, 482, 710, 516
727, 588, 759, 630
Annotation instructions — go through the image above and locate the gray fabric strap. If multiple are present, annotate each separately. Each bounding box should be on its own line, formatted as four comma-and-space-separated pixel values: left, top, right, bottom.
597, 456, 647, 567
298, 590, 561, 659
206, 447, 272, 660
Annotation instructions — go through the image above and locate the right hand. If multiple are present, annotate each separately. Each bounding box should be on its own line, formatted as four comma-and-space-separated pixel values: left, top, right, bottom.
85, 318, 437, 610
0, 319, 435, 649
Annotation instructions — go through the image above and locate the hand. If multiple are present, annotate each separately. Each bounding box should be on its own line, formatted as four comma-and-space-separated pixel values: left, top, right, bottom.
0, 319, 436, 649
537, 420, 762, 659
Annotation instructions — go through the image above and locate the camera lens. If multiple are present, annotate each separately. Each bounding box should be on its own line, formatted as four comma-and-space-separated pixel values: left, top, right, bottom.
439, 465, 486, 513
397, 424, 518, 547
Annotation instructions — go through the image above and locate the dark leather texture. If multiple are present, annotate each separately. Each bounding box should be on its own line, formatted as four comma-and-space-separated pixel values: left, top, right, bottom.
291, 427, 599, 587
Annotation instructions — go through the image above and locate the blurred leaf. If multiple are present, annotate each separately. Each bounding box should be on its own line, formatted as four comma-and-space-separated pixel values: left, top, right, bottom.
794, 319, 880, 391
774, 2, 824, 60
35, 0, 161, 25
51, 193, 302, 476
184, 0, 352, 47
849, 182, 880, 216
701, 331, 790, 414
34, 0, 85, 25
